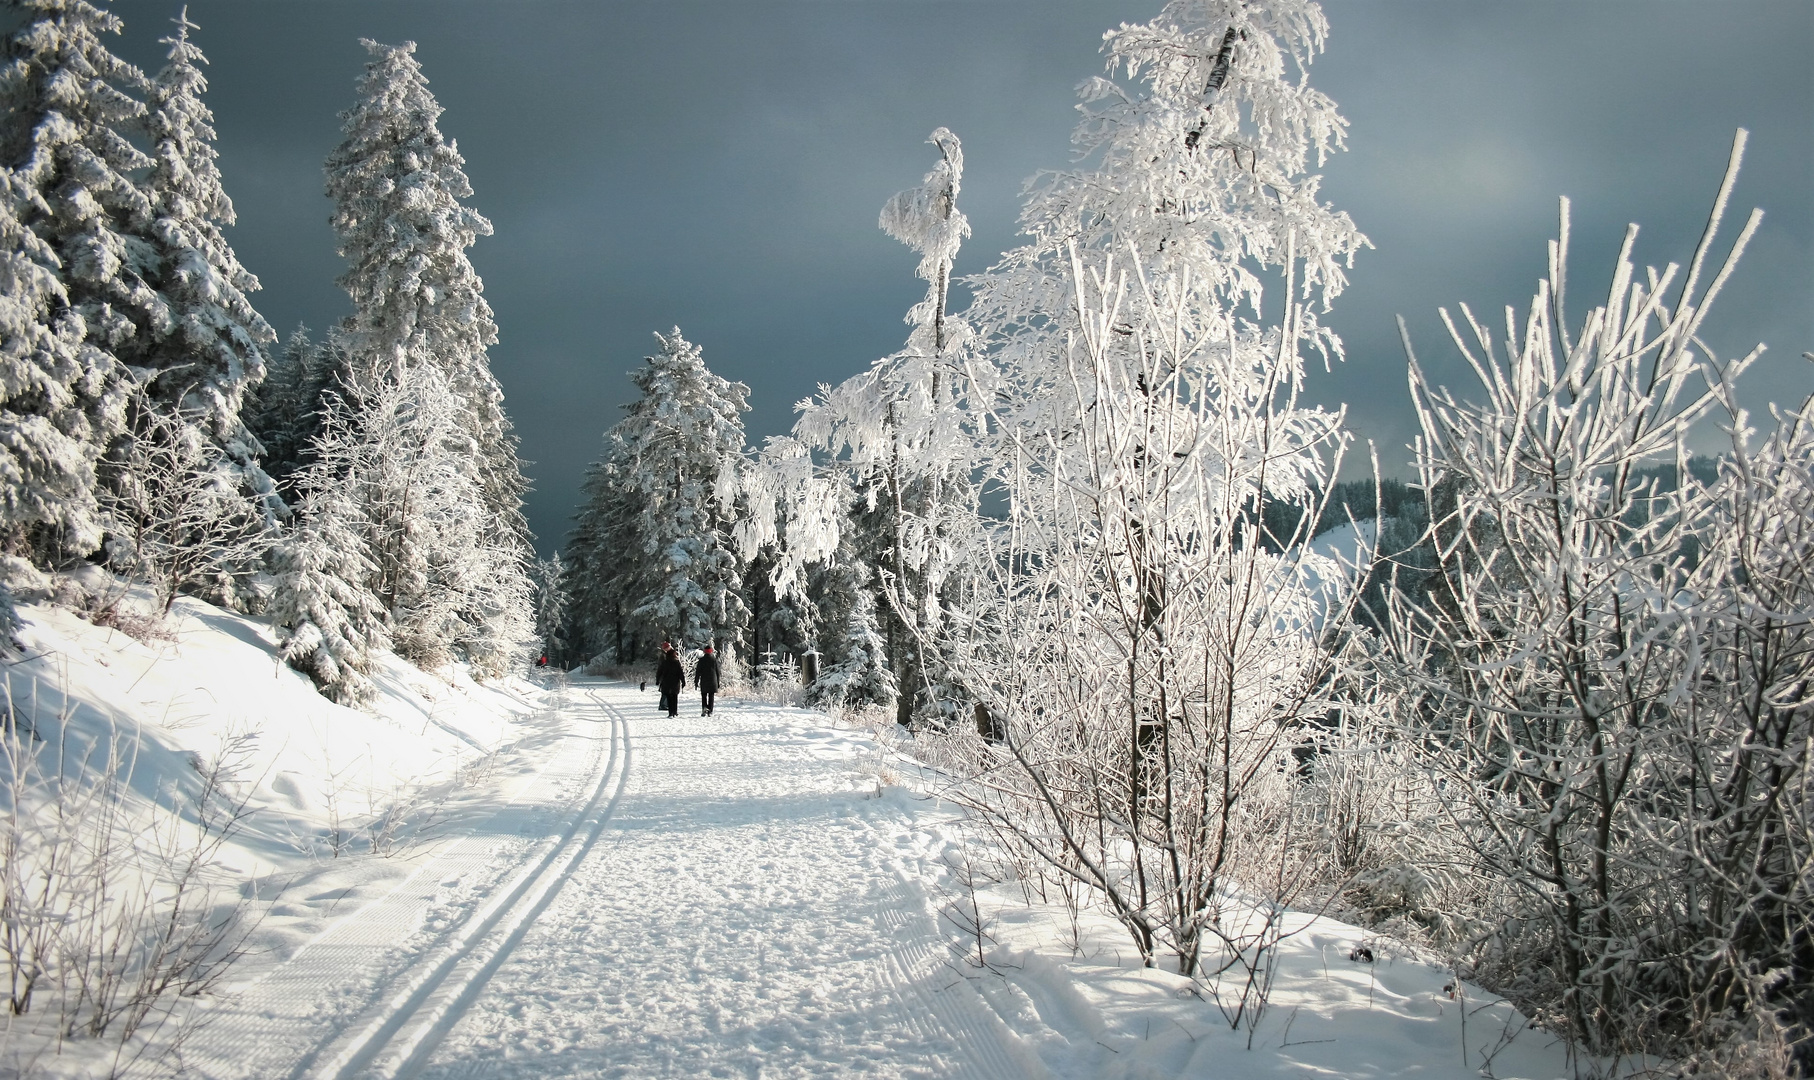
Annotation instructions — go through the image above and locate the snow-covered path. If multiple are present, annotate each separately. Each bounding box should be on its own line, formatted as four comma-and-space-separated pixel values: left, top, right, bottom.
183, 680, 1030, 1080
413, 681, 1031, 1079
181, 684, 628, 1079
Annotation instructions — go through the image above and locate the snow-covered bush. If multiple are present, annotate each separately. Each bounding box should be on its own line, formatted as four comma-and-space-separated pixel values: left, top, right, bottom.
99, 396, 273, 617
1378, 132, 1812, 1068
0, 677, 254, 1061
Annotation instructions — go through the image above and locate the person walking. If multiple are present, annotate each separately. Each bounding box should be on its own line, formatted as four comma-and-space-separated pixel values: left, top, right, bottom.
695, 646, 720, 716
655, 645, 685, 717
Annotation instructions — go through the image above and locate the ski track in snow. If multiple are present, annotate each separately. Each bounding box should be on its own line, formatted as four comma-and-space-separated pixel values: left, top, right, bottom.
182, 681, 1032, 1079
414, 681, 1033, 1080
180, 687, 625, 1080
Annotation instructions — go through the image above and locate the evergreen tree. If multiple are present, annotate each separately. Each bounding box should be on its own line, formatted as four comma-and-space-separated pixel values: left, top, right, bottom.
0, 0, 146, 562
803, 535, 893, 711
247, 324, 316, 490
320, 39, 534, 677
578, 328, 750, 654
323, 38, 529, 549
532, 552, 568, 663
565, 440, 645, 664
136, 10, 275, 515
268, 402, 388, 704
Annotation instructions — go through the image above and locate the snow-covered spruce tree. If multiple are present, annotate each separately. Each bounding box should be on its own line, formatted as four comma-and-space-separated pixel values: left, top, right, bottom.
933, 0, 1368, 987
268, 397, 388, 704
324, 40, 533, 675
134, 10, 276, 521
586, 328, 749, 653
743, 547, 813, 675
565, 437, 647, 665
1383, 135, 1812, 1067
788, 129, 977, 727
0, 0, 145, 565
324, 38, 530, 550
246, 324, 334, 491
804, 553, 895, 712
532, 551, 569, 664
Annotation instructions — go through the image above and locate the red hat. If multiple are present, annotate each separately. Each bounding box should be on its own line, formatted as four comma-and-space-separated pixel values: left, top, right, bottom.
704, 646, 714, 654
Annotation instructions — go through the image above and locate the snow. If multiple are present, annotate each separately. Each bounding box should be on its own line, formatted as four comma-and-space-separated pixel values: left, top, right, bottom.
4, 595, 1579, 1079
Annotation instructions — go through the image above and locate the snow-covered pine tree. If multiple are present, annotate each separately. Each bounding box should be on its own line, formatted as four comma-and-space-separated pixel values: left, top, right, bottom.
136, 10, 276, 519
267, 397, 388, 704
0, 0, 146, 564
591, 328, 750, 654
323, 38, 530, 550
803, 545, 894, 712
744, 547, 813, 677
323, 39, 534, 676
532, 552, 569, 664
565, 437, 647, 664
246, 324, 321, 490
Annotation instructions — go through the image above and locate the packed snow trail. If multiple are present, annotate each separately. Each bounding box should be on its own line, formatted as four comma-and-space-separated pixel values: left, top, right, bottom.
411, 680, 1035, 1080
180, 686, 627, 1080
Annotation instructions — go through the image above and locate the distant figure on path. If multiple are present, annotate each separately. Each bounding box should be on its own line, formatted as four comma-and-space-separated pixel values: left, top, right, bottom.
695, 646, 720, 716
655, 645, 685, 717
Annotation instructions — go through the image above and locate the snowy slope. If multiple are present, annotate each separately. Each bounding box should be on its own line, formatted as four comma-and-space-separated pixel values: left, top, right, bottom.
1, 589, 556, 1078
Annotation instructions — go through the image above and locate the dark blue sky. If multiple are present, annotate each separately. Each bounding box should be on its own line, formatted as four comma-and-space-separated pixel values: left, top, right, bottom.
105, 0, 1814, 553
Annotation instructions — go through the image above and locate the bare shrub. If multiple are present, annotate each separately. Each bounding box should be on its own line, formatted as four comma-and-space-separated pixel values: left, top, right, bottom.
1379, 133, 1811, 1070
0, 674, 257, 1072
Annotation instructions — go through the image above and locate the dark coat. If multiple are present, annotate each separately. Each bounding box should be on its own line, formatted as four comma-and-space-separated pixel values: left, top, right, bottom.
694, 654, 720, 693
655, 654, 685, 693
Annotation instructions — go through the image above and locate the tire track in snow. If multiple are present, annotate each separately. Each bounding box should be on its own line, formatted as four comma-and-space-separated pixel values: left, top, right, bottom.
309, 689, 633, 1080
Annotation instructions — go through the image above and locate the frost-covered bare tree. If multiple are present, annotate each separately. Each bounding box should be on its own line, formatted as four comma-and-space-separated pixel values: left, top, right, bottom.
921, 0, 1368, 993
1382, 131, 1810, 1070
761, 129, 977, 725
946, 245, 1356, 986
97, 395, 271, 616
355, 366, 526, 674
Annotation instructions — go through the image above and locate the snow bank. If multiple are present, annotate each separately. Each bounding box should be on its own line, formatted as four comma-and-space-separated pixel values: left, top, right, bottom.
870, 733, 1583, 1080
10, 594, 542, 862
2, 587, 552, 1077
